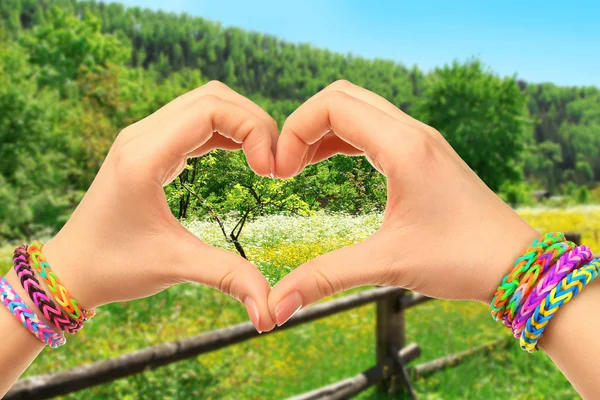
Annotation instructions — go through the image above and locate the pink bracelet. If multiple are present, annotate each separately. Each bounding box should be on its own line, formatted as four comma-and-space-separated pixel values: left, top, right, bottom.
512, 245, 593, 338
0, 277, 66, 348
13, 245, 83, 334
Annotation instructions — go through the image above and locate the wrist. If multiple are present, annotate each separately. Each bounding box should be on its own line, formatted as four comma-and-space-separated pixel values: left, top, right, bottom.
43, 236, 99, 310
478, 220, 541, 304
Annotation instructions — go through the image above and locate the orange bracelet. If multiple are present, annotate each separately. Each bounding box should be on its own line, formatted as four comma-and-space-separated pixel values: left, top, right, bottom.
28, 241, 95, 321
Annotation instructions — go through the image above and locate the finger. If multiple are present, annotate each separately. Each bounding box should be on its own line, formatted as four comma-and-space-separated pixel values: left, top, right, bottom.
173, 229, 275, 333
307, 135, 363, 165
291, 135, 361, 176
188, 134, 243, 156
289, 80, 415, 173
276, 89, 410, 179
268, 233, 399, 326
300, 80, 445, 171
318, 80, 426, 130
318, 80, 465, 165
154, 81, 279, 154
122, 95, 274, 183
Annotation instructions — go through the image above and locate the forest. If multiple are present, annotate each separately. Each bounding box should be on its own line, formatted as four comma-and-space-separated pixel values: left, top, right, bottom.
1, 0, 599, 242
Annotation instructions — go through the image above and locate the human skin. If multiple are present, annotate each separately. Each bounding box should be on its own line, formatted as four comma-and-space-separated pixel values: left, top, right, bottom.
268, 80, 600, 398
1, 80, 598, 398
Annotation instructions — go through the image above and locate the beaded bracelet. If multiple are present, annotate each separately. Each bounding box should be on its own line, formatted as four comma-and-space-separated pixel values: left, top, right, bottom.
28, 241, 95, 321
503, 241, 574, 326
490, 232, 566, 322
0, 277, 66, 348
512, 246, 593, 338
520, 258, 600, 352
13, 245, 84, 334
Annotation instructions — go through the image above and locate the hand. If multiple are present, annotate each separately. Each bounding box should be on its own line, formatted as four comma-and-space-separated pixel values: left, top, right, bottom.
268, 80, 540, 326
42, 81, 278, 332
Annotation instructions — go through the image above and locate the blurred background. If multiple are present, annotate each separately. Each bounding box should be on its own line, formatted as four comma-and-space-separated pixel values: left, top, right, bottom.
0, 0, 598, 398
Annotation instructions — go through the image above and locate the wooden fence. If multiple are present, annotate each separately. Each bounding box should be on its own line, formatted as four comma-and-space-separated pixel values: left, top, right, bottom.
5, 232, 587, 399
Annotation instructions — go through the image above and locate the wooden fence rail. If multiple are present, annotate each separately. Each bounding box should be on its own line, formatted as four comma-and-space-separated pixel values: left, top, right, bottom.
413, 338, 508, 378
291, 339, 510, 400
7, 287, 431, 399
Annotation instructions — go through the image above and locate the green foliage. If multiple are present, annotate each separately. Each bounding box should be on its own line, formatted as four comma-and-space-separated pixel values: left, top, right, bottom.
21, 7, 129, 94
526, 83, 600, 188
524, 140, 563, 193
0, 38, 76, 238
577, 186, 591, 204
591, 186, 600, 203
166, 151, 313, 222
498, 181, 535, 208
561, 183, 592, 205
0, 0, 598, 241
416, 60, 529, 191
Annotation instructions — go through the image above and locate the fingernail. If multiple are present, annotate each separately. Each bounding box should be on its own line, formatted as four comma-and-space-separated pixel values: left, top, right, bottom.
275, 291, 303, 326
269, 153, 276, 179
244, 297, 262, 333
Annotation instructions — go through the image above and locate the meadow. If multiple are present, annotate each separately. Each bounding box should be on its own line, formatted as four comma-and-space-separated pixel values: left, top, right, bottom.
2, 206, 598, 399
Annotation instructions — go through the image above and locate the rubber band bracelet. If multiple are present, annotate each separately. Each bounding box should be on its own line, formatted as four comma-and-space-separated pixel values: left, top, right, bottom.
490, 232, 566, 322
503, 241, 574, 326
0, 277, 66, 348
520, 258, 600, 353
512, 245, 593, 338
28, 241, 95, 321
13, 245, 83, 334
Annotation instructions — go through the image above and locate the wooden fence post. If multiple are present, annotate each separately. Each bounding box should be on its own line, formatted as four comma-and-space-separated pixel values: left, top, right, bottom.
376, 289, 406, 393
564, 232, 581, 246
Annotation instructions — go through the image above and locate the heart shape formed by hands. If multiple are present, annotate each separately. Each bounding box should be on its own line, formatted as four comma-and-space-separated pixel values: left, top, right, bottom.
43, 80, 539, 335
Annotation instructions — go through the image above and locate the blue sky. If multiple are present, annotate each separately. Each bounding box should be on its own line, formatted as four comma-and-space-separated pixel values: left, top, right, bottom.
108, 0, 599, 87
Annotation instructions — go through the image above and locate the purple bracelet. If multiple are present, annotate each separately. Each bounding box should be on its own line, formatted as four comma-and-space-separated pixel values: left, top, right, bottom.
512, 245, 593, 338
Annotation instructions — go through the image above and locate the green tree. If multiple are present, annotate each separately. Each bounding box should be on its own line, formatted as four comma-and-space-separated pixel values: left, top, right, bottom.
2, 0, 600, 242
417, 60, 529, 191
0, 39, 76, 239
166, 151, 311, 258
524, 141, 563, 193
21, 7, 129, 94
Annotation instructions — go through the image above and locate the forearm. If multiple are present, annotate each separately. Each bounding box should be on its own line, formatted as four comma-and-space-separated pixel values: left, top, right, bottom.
0, 268, 45, 397
539, 278, 600, 398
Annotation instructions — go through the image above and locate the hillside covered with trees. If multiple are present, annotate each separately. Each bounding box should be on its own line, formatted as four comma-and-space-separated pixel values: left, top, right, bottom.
0, 0, 599, 241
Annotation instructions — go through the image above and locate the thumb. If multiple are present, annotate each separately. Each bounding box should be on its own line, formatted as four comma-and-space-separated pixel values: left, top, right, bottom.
268, 233, 400, 326
174, 231, 275, 333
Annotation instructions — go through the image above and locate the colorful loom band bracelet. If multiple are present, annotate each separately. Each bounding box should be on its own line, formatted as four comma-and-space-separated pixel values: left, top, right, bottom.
490, 232, 566, 321
520, 258, 600, 353
0, 277, 66, 348
13, 245, 84, 334
512, 246, 593, 338
28, 241, 95, 321
503, 241, 575, 326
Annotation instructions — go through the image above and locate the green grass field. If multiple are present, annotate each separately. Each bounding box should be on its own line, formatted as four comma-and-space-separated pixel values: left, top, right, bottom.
3, 207, 598, 399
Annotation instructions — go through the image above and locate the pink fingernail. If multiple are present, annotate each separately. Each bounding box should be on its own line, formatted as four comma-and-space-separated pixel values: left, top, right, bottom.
244, 297, 261, 333
275, 291, 303, 326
